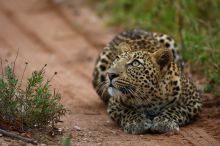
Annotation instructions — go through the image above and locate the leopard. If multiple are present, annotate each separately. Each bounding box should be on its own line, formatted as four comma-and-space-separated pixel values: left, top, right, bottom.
92, 29, 202, 134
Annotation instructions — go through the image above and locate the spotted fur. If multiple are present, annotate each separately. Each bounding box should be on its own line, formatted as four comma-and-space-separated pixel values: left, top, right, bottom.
92, 29, 201, 134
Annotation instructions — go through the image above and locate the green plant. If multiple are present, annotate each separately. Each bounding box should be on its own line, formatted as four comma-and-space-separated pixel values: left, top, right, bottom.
88, 0, 220, 94
0, 60, 66, 131
61, 134, 72, 146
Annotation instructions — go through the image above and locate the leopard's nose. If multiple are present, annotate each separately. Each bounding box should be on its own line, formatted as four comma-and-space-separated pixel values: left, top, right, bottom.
107, 72, 119, 81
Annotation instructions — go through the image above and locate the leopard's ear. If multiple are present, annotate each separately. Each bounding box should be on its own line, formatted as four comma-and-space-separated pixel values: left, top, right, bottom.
118, 42, 132, 54
152, 48, 173, 70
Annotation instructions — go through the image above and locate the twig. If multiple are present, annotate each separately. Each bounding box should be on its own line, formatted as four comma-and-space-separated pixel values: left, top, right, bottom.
0, 128, 38, 145
49, 71, 58, 82
19, 62, 28, 88
13, 48, 19, 73
0, 58, 3, 78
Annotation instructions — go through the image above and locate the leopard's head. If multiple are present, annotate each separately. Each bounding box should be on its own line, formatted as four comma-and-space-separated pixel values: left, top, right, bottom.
106, 48, 174, 105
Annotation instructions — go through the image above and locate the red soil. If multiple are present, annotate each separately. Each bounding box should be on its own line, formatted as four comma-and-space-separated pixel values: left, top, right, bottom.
0, 0, 219, 145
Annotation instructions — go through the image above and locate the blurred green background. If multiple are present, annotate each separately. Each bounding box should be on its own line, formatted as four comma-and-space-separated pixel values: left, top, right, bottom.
88, 0, 220, 95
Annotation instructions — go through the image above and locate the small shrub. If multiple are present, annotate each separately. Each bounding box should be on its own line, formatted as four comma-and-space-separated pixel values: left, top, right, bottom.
61, 134, 72, 146
0, 60, 66, 131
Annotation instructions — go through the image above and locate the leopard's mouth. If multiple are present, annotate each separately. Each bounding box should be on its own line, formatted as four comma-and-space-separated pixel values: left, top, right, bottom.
108, 86, 122, 96
107, 78, 136, 96
108, 85, 135, 96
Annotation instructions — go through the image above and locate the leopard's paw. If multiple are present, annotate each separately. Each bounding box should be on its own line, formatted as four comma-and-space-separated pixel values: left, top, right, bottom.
151, 117, 179, 134
123, 119, 152, 134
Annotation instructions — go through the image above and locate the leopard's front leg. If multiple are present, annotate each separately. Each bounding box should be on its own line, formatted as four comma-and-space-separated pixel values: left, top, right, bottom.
107, 98, 152, 134
151, 101, 202, 133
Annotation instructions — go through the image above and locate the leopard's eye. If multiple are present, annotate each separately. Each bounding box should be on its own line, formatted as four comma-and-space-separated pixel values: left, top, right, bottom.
131, 59, 141, 67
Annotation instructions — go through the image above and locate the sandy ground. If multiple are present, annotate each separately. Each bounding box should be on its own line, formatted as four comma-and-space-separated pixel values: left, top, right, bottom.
0, 0, 219, 145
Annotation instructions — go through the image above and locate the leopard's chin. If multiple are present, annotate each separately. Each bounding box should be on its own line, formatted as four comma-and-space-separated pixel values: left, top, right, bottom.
108, 87, 122, 97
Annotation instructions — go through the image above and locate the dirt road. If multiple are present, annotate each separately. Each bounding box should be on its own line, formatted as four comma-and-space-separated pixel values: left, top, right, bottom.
0, 0, 219, 145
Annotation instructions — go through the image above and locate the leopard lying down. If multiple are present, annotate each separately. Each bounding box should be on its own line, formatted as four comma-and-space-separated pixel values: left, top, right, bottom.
92, 29, 202, 134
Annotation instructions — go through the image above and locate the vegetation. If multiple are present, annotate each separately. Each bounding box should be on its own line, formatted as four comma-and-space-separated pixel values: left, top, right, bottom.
88, 0, 220, 95
0, 60, 66, 131
61, 134, 72, 146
